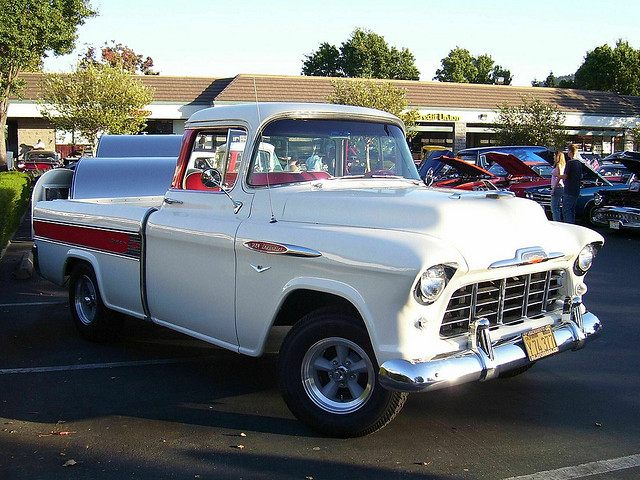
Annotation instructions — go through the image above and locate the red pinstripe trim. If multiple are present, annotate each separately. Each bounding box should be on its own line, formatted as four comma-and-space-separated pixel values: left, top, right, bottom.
33, 220, 141, 258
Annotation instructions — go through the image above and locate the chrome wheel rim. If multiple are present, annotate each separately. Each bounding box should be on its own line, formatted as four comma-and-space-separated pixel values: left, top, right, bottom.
301, 337, 375, 414
74, 275, 97, 325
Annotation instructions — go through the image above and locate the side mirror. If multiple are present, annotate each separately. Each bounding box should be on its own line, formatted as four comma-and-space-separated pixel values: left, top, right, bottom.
200, 168, 243, 214
201, 168, 223, 189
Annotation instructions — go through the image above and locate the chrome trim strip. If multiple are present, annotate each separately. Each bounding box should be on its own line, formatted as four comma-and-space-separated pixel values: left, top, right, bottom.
139, 207, 158, 321
250, 264, 271, 273
542, 270, 551, 312
497, 278, 506, 324
489, 247, 565, 269
243, 241, 321, 257
485, 191, 515, 199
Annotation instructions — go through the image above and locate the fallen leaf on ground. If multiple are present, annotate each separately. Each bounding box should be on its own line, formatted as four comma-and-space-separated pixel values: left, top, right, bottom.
38, 431, 77, 437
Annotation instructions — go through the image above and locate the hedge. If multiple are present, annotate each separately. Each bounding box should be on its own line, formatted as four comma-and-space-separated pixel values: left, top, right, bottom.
0, 172, 32, 251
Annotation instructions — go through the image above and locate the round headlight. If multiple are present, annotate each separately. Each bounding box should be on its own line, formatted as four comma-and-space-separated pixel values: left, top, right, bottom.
417, 265, 448, 304
574, 244, 595, 275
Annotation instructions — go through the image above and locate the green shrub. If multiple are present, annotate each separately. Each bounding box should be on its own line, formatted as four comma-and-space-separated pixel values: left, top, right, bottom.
0, 172, 32, 250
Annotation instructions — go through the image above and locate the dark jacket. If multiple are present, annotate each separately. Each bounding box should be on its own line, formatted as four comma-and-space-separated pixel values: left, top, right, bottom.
564, 159, 582, 197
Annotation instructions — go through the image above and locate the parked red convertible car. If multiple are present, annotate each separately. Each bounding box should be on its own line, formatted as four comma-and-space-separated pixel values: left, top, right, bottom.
485, 151, 551, 197
418, 154, 497, 190
419, 151, 552, 196
17, 150, 63, 174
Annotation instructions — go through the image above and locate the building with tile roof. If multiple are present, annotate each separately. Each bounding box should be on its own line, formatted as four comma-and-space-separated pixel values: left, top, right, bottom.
6, 72, 640, 163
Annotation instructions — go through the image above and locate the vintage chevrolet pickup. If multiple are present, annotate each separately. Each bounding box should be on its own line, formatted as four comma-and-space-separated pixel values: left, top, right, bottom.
32, 103, 604, 437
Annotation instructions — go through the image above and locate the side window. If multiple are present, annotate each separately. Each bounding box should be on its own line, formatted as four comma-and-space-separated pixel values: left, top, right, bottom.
183, 128, 246, 191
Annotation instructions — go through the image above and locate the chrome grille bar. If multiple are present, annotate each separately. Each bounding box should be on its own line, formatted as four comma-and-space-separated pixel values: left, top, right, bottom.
440, 269, 565, 338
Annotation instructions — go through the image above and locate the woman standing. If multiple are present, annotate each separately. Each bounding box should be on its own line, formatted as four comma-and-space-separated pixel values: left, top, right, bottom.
550, 151, 566, 221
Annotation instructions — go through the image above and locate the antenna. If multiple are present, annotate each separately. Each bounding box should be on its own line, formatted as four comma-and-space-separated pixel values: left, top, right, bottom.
253, 77, 277, 223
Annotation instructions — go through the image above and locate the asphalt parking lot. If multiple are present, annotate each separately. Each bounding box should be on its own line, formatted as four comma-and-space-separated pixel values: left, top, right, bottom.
1, 216, 639, 480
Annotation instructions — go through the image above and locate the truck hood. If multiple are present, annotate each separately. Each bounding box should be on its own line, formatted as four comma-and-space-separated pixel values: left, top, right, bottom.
278, 180, 576, 272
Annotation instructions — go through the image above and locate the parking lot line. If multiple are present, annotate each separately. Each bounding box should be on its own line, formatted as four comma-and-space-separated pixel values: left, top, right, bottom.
0, 356, 216, 375
503, 453, 640, 480
0, 301, 66, 307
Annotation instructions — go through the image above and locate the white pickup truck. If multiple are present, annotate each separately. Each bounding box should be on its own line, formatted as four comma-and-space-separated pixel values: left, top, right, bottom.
32, 103, 604, 437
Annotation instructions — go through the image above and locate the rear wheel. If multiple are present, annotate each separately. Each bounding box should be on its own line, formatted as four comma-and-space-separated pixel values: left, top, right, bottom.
69, 263, 120, 342
278, 308, 408, 437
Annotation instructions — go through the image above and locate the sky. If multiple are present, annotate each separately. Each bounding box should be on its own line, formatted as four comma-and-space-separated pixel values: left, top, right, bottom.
42, 0, 640, 87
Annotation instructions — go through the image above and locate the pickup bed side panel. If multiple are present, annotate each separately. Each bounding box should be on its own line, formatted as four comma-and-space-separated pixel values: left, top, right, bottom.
32, 199, 159, 318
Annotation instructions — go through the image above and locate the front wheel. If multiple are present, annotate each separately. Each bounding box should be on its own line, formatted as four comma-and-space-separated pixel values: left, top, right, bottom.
583, 201, 597, 226
68, 263, 120, 342
278, 309, 408, 437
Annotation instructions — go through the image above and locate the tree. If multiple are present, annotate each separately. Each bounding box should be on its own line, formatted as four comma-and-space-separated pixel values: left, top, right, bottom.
532, 71, 557, 87
301, 42, 341, 77
491, 65, 513, 85
434, 47, 512, 85
302, 29, 420, 80
38, 63, 154, 148
574, 40, 640, 95
493, 95, 566, 148
0, 0, 95, 168
80, 41, 158, 75
327, 78, 419, 138
532, 72, 575, 88
627, 122, 640, 149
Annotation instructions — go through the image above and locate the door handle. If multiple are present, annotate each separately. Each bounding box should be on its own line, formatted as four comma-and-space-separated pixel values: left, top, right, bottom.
163, 197, 183, 205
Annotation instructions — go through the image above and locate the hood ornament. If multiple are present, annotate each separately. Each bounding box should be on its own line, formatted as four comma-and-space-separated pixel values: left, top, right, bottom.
489, 247, 564, 269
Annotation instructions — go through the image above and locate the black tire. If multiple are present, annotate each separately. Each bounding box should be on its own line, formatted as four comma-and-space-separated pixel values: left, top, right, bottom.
583, 201, 597, 227
68, 263, 120, 342
278, 308, 408, 437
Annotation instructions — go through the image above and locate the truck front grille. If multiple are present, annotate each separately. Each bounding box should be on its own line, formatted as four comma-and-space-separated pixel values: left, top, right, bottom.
440, 269, 564, 337
529, 192, 551, 206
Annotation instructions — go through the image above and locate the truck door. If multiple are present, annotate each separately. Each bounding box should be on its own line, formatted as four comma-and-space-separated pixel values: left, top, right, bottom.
144, 128, 249, 350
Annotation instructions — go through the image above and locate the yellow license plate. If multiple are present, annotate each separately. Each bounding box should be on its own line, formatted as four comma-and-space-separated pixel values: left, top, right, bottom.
522, 325, 559, 361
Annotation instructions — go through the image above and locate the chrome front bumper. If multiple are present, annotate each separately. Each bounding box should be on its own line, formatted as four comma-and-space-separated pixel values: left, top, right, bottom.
379, 300, 602, 393
593, 206, 640, 230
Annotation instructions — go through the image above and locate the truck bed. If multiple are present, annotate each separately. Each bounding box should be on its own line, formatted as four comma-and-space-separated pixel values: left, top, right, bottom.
32, 196, 165, 319
34, 196, 165, 232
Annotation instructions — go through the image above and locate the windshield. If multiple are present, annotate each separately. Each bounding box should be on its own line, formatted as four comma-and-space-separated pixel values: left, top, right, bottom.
247, 118, 419, 186
487, 163, 509, 176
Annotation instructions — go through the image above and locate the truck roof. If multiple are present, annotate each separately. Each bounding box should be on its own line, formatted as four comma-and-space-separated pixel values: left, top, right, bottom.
186, 102, 403, 130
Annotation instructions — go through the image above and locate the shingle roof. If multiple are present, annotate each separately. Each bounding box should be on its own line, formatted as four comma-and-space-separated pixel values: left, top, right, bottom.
14, 72, 640, 117
15, 72, 234, 104
218, 74, 640, 116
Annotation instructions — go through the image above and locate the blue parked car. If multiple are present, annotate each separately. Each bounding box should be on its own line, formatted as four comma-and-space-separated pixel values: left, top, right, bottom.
456, 145, 555, 169
524, 161, 631, 225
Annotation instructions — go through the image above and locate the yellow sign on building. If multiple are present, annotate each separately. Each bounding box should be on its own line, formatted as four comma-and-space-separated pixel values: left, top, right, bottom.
420, 113, 461, 122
